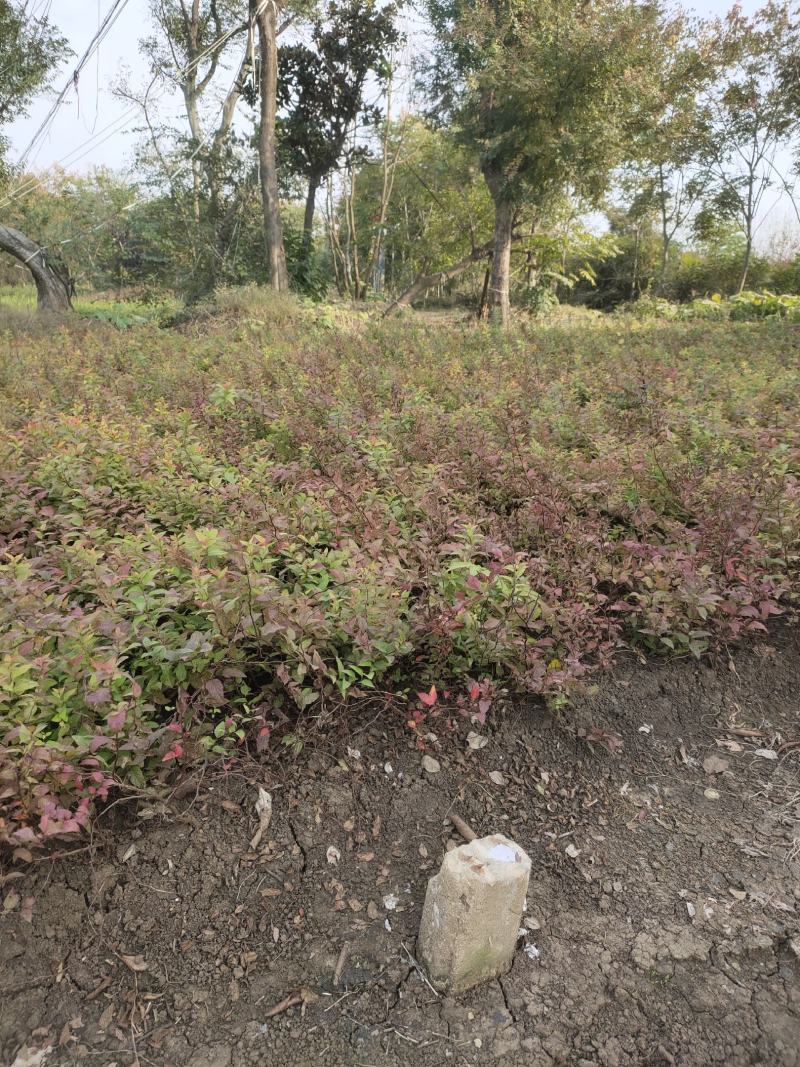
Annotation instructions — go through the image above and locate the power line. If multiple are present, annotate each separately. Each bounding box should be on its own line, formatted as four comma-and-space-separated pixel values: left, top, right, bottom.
17, 0, 133, 168
6, 0, 281, 272
1, 8, 256, 212
30, 59, 251, 261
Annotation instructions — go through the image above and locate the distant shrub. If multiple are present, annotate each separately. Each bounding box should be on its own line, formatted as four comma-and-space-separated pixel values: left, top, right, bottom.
618, 291, 800, 323
729, 291, 800, 321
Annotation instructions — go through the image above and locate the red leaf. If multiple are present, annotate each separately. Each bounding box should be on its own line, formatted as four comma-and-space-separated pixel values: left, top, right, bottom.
86, 687, 111, 707
107, 709, 126, 732
418, 685, 438, 707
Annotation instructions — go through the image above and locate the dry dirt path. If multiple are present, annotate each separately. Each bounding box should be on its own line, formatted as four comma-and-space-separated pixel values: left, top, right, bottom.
2, 627, 800, 1067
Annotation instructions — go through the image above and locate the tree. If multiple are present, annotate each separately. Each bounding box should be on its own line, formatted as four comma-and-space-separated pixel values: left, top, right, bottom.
346, 118, 492, 299
252, 0, 289, 289
2, 167, 141, 293
0, 0, 71, 310
698, 2, 800, 293
424, 0, 677, 325
622, 12, 718, 290
278, 0, 400, 265
124, 0, 253, 292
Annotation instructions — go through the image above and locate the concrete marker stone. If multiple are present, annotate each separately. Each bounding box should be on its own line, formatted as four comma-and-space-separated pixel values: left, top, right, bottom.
417, 832, 532, 993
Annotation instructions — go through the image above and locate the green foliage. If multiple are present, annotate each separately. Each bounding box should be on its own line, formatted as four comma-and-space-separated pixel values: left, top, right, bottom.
349, 119, 493, 297
426, 0, 676, 210
624, 290, 800, 323
0, 1, 70, 178
278, 0, 400, 188
692, 2, 800, 291
1, 285, 799, 851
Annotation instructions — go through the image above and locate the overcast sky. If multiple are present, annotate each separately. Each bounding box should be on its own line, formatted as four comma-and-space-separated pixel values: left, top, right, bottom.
6, 0, 798, 249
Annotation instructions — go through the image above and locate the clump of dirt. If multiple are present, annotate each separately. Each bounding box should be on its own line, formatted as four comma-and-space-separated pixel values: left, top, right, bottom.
2, 629, 800, 1067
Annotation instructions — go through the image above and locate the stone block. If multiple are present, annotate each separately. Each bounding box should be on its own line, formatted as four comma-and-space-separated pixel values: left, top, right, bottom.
417, 833, 531, 993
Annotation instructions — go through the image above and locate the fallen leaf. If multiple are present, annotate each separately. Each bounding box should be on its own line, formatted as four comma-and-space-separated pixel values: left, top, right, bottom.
371, 815, 381, 839
120, 953, 148, 973
10, 1046, 53, 1067
326, 846, 341, 866
366, 900, 380, 920
58, 1020, 74, 1048
585, 725, 623, 754
418, 685, 438, 706
220, 799, 241, 814
348, 898, 363, 912
357, 851, 375, 862
3, 889, 20, 913
488, 771, 506, 787
466, 731, 488, 750
97, 1004, 115, 1031
20, 896, 34, 923
422, 755, 441, 774
249, 787, 273, 850
754, 748, 778, 760
565, 842, 581, 859
703, 788, 720, 800
703, 755, 729, 775
717, 739, 743, 753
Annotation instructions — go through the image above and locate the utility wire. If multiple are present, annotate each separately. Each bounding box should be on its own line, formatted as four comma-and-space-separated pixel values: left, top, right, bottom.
16, 1, 273, 262
17, 0, 133, 168
1, 7, 257, 211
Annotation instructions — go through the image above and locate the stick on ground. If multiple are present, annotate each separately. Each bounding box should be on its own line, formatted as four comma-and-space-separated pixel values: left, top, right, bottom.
333, 941, 350, 987
449, 814, 477, 842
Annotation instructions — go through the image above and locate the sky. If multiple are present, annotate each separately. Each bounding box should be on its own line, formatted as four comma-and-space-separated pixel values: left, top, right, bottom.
5, 0, 799, 250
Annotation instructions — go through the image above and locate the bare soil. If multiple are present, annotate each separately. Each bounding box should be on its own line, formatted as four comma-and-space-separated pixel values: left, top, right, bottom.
2, 628, 800, 1067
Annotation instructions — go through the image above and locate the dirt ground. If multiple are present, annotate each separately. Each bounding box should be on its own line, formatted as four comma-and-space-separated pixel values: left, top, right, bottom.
2, 627, 800, 1067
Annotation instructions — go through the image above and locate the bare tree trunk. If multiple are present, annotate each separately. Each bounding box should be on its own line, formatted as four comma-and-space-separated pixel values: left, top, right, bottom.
325, 177, 346, 295
631, 221, 641, 300
383, 239, 496, 315
252, 0, 289, 291
486, 199, 515, 326
302, 175, 319, 262
738, 231, 753, 294
477, 260, 492, 319
656, 164, 670, 294
0, 226, 72, 312
344, 138, 364, 299
364, 58, 404, 292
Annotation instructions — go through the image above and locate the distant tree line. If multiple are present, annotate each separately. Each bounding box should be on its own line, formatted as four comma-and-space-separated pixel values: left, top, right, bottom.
2, 0, 800, 321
